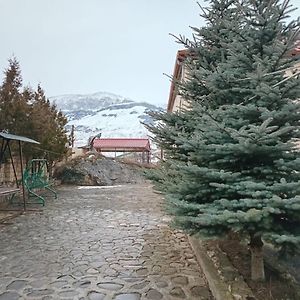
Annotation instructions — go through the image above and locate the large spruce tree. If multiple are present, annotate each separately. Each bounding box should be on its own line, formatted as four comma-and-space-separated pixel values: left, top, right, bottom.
148, 0, 300, 281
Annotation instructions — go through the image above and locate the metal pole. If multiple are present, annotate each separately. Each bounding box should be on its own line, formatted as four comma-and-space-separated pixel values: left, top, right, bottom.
0, 139, 5, 164
0, 139, 9, 165
19, 141, 26, 211
8, 141, 19, 187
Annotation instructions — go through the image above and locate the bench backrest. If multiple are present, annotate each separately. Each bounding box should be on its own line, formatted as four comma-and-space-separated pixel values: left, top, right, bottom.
23, 159, 50, 189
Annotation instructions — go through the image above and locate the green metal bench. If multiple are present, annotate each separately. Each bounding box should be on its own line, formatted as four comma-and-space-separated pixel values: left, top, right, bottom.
23, 159, 57, 206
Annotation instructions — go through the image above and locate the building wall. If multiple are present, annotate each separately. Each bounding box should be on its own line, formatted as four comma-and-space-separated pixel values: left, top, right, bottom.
285, 61, 300, 77
169, 59, 190, 113
172, 95, 182, 112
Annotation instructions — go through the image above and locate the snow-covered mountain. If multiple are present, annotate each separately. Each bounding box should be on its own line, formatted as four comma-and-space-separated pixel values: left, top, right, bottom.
49, 92, 163, 147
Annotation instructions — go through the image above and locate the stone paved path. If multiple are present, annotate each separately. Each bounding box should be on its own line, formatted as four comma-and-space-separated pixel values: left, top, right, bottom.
0, 184, 213, 300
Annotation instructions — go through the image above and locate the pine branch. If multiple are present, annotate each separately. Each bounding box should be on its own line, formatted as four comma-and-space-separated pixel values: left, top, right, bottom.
235, 66, 299, 82
272, 69, 300, 88
239, 69, 300, 105
169, 33, 195, 48
197, 1, 210, 23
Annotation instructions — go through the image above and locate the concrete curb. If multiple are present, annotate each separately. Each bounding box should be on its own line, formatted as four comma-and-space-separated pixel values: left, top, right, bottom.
188, 236, 256, 300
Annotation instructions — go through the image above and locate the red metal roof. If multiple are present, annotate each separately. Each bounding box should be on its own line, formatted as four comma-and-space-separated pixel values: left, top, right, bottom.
93, 138, 151, 152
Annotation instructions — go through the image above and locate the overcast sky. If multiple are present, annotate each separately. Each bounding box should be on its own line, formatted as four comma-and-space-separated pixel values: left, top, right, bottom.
0, 0, 299, 107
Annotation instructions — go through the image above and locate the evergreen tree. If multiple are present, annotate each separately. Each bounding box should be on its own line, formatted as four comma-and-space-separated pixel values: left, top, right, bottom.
30, 85, 68, 163
0, 59, 68, 163
0, 57, 29, 135
148, 0, 300, 281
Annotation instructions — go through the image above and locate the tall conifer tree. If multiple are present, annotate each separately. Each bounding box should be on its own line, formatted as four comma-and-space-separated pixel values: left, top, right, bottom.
148, 0, 300, 281
0, 57, 29, 135
0, 59, 68, 162
30, 85, 68, 163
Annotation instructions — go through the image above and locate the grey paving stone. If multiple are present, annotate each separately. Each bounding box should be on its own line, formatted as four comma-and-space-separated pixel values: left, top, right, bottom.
0, 291, 20, 300
87, 291, 106, 300
172, 275, 189, 285
170, 287, 186, 298
28, 278, 49, 289
26, 289, 54, 297
97, 282, 124, 291
155, 280, 168, 288
135, 268, 148, 276
75, 279, 92, 288
58, 289, 78, 297
49, 280, 68, 288
6, 280, 27, 291
145, 288, 163, 299
114, 293, 141, 300
130, 281, 149, 290
86, 268, 99, 274
191, 285, 213, 298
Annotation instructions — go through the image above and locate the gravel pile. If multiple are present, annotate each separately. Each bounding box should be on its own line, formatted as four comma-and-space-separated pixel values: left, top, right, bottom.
54, 154, 146, 186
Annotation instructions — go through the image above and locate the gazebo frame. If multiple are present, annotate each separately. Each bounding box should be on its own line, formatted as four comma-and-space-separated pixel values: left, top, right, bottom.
0, 132, 40, 211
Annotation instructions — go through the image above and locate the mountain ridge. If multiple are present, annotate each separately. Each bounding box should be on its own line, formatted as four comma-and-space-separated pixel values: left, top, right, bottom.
49, 91, 163, 147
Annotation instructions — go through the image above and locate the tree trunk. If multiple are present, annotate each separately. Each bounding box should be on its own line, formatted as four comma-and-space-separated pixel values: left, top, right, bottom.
249, 233, 265, 281
228, 230, 241, 241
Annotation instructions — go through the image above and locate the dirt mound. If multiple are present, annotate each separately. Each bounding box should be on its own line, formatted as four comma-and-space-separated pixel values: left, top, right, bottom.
54, 154, 146, 185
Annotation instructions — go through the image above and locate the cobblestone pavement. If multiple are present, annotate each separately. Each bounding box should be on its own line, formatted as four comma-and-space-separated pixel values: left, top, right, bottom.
0, 184, 213, 300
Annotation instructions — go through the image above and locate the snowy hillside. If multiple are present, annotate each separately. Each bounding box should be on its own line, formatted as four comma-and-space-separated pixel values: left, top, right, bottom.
51, 92, 132, 112
50, 92, 163, 147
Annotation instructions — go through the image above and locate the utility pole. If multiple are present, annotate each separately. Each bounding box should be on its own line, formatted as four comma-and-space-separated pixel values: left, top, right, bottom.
70, 125, 75, 148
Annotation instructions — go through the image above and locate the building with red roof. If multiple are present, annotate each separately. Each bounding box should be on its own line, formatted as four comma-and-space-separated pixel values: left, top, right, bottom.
92, 138, 151, 163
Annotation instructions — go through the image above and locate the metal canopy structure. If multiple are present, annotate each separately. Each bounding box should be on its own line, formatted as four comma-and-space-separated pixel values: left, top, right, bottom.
0, 132, 40, 144
93, 138, 150, 152
92, 138, 151, 163
0, 131, 40, 210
